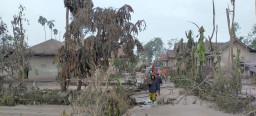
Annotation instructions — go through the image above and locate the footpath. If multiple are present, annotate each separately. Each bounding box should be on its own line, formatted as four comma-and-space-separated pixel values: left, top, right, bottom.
124, 81, 242, 116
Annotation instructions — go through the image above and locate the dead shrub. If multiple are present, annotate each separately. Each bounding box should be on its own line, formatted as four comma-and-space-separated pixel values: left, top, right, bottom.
214, 92, 247, 113
18, 89, 71, 105
1, 92, 15, 106
174, 66, 254, 114
0, 85, 72, 106
74, 85, 131, 116
209, 69, 253, 113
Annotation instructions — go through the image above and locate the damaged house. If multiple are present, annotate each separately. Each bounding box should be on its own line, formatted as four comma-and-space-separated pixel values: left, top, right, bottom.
159, 39, 256, 77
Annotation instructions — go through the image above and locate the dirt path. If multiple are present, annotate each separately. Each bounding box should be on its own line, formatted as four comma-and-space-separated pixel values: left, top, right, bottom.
125, 81, 243, 116
0, 105, 73, 116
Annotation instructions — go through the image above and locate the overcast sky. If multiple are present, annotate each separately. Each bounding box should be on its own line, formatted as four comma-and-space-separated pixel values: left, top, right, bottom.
0, 0, 255, 48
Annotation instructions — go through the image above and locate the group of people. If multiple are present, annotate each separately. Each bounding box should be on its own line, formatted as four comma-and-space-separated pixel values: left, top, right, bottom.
146, 64, 163, 103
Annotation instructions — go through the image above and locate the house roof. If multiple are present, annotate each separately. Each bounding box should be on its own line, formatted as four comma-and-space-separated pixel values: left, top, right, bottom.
174, 42, 226, 54
173, 39, 256, 54
167, 50, 176, 58
220, 39, 256, 52
203, 42, 227, 54
159, 54, 169, 61
30, 39, 64, 56
159, 50, 176, 61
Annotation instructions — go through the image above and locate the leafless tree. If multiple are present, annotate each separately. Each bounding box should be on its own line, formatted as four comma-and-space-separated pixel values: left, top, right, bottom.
226, 0, 236, 68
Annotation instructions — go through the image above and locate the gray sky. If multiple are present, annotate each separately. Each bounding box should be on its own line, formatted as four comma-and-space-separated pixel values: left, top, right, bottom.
0, 0, 255, 48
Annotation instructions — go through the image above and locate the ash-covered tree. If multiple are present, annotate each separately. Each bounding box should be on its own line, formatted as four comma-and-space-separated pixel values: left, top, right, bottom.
152, 37, 164, 61
0, 5, 30, 86
0, 18, 7, 39
57, 0, 146, 91
185, 30, 195, 74
11, 5, 30, 84
140, 42, 154, 65
0, 17, 8, 90
140, 37, 164, 65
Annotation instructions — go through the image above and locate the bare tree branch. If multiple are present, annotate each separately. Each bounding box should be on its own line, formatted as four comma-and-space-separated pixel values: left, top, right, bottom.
215, 25, 218, 50
226, 8, 232, 67
175, 76, 209, 104
209, 0, 216, 41
226, 0, 236, 68
208, 0, 216, 52
188, 21, 200, 29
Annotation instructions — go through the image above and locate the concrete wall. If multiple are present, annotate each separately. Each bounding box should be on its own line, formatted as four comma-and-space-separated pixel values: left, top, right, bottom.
220, 42, 256, 67
28, 56, 58, 81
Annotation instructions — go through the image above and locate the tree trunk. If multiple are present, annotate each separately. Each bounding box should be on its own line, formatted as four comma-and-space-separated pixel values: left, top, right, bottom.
209, 0, 216, 53
61, 81, 67, 92
19, 14, 25, 83
65, 8, 69, 49
226, 1, 235, 69
231, 1, 236, 68
44, 25, 46, 40
60, 7, 70, 91
77, 80, 82, 91
51, 28, 52, 39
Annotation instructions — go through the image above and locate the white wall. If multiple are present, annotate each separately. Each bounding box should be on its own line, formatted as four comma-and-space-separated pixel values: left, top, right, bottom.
28, 56, 58, 81
220, 42, 256, 67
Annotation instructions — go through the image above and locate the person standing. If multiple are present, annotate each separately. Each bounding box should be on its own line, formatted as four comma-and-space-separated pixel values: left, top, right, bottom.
162, 69, 167, 82
156, 72, 162, 95
148, 75, 158, 103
